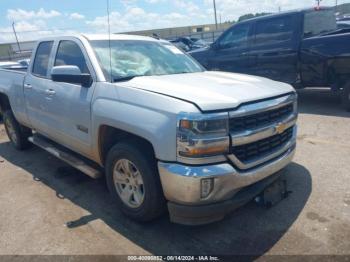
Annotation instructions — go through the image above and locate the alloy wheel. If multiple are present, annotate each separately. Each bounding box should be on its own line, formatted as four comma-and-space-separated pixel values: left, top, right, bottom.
113, 158, 145, 208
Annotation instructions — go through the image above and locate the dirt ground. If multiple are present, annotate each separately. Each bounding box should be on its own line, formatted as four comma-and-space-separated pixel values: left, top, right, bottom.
0, 88, 349, 257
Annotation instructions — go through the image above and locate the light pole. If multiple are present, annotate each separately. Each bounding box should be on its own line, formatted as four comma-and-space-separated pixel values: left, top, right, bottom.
213, 0, 218, 30
12, 22, 21, 53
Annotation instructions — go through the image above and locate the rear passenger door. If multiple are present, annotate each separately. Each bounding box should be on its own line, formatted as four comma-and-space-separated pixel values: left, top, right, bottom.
24, 41, 54, 133
249, 15, 299, 84
208, 23, 254, 73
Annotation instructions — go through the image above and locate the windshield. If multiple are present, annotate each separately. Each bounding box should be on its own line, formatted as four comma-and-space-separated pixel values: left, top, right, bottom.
304, 9, 337, 37
90, 40, 204, 82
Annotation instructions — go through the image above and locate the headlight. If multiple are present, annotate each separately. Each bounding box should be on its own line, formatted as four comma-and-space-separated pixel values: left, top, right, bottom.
177, 112, 230, 164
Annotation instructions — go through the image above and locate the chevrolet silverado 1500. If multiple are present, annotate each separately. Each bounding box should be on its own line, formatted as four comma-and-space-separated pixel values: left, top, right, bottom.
0, 34, 297, 225
190, 7, 350, 110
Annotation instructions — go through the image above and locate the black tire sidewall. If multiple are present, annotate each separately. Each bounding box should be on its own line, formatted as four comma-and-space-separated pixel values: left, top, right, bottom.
105, 142, 165, 221
3, 111, 23, 149
3, 111, 31, 150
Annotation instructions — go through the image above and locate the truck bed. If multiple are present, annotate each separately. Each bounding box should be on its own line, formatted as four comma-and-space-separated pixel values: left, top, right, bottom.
0, 68, 28, 124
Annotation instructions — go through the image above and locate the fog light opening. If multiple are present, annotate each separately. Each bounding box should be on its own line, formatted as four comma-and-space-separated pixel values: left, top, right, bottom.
201, 178, 214, 198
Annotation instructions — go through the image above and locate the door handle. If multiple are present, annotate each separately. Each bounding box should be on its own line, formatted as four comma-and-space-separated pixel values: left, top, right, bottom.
24, 83, 32, 89
45, 89, 56, 96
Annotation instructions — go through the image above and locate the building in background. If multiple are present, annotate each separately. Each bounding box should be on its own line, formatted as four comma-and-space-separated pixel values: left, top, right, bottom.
0, 40, 35, 61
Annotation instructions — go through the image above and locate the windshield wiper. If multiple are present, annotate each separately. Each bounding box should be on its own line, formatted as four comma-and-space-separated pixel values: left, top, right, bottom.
113, 75, 144, 82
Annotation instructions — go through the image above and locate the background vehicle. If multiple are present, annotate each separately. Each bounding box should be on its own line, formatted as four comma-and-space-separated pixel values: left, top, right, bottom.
337, 21, 350, 28
190, 7, 350, 110
0, 34, 297, 225
170, 36, 208, 51
169, 39, 191, 51
17, 59, 30, 68
0, 61, 23, 69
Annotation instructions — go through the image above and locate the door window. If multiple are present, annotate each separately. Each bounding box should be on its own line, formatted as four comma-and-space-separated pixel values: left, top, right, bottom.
54, 40, 90, 74
255, 16, 293, 45
218, 24, 251, 49
32, 41, 54, 78
304, 9, 337, 37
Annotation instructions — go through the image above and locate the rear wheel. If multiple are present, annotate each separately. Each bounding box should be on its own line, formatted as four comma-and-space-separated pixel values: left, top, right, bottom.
3, 110, 32, 150
105, 141, 166, 222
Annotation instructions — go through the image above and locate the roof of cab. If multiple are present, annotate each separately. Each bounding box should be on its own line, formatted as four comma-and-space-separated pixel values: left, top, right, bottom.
82, 33, 160, 41
237, 6, 334, 25
36, 33, 162, 43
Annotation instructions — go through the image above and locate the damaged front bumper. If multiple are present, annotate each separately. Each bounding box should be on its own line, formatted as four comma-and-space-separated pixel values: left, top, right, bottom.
158, 143, 295, 225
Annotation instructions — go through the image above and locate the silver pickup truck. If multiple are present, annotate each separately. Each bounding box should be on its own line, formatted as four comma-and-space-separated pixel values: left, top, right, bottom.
0, 34, 297, 225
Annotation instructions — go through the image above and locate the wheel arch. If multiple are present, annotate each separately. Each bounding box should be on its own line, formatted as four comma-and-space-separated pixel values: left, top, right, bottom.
0, 92, 11, 113
98, 125, 156, 166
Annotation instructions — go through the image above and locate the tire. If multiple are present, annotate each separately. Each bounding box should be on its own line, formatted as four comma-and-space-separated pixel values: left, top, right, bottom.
3, 110, 32, 150
105, 141, 166, 222
341, 81, 350, 111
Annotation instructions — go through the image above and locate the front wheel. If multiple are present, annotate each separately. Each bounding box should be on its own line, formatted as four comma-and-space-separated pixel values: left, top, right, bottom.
3, 110, 32, 150
105, 141, 166, 222
341, 81, 350, 111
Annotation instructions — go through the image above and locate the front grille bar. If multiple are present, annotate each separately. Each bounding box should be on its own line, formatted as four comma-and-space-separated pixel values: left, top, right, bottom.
231, 113, 297, 146
228, 93, 296, 119
228, 126, 297, 170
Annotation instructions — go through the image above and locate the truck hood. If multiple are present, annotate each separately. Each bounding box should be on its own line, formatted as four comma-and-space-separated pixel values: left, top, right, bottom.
117, 71, 295, 112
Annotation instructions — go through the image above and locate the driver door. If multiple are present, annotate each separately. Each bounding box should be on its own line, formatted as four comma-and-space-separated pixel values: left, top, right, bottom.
45, 39, 96, 157
208, 23, 254, 74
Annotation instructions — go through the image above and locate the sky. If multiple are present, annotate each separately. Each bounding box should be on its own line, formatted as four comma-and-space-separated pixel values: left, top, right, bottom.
0, 0, 348, 43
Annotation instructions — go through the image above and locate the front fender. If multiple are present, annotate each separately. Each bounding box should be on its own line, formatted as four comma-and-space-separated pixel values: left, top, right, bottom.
90, 84, 200, 165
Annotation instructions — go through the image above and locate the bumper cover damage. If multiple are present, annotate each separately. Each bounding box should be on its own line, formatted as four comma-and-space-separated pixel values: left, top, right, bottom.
158, 144, 295, 225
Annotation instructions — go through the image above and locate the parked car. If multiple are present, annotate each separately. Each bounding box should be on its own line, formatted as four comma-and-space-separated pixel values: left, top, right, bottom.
190, 7, 350, 110
190, 37, 211, 46
0, 61, 22, 69
169, 39, 191, 52
17, 59, 30, 68
0, 61, 28, 71
170, 36, 208, 51
0, 34, 297, 225
337, 21, 350, 29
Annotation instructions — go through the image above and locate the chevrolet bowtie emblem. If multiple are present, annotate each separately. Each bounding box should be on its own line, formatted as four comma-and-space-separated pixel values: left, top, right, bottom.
275, 123, 287, 134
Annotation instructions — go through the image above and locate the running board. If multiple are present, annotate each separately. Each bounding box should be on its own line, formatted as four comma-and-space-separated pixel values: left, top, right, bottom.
28, 135, 102, 179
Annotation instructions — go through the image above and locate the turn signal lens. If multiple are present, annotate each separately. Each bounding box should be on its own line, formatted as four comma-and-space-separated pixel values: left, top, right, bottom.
179, 144, 229, 157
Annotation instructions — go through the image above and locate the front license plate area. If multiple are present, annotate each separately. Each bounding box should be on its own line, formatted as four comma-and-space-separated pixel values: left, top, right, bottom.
255, 178, 291, 208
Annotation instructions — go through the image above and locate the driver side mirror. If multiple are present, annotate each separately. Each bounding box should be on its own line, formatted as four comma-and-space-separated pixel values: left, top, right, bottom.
51, 65, 92, 87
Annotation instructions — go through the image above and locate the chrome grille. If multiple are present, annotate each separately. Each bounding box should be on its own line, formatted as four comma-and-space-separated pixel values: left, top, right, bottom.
228, 93, 297, 170
229, 103, 293, 133
231, 127, 293, 163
